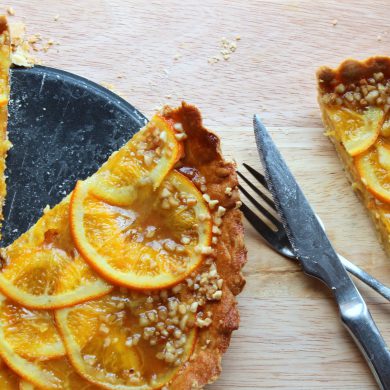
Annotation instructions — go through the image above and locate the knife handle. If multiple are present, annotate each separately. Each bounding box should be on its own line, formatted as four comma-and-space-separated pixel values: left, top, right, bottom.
340, 299, 390, 389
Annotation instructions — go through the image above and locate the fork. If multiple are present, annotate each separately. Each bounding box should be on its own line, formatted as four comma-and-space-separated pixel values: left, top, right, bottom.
238, 163, 390, 302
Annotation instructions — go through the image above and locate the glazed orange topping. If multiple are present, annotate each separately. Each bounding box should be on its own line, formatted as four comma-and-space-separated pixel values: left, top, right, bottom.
0, 102, 227, 388
56, 289, 198, 388
0, 114, 184, 309
70, 171, 212, 290
321, 71, 390, 205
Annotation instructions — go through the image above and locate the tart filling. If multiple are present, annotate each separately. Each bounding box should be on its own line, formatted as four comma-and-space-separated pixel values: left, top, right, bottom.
318, 56, 390, 253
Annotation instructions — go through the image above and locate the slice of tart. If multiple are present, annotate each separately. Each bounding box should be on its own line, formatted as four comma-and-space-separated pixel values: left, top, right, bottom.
0, 17, 11, 235
0, 102, 246, 389
317, 57, 390, 254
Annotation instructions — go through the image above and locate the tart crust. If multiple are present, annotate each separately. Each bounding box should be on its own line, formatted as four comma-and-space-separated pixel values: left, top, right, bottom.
162, 103, 247, 388
0, 17, 11, 234
317, 57, 390, 254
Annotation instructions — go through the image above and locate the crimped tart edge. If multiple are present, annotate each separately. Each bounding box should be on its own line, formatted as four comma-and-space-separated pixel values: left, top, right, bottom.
162, 102, 247, 389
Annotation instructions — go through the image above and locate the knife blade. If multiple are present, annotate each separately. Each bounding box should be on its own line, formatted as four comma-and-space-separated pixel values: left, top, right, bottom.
253, 114, 390, 389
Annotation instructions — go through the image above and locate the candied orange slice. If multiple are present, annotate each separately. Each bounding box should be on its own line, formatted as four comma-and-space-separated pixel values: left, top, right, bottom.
55, 290, 197, 389
1, 355, 101, 390
90, 115, 183, 206
0, 294, 65, 361
19, 381, 33, 390
0, 200, 112, 309
356, 140, 390, 202
325, 106, 383, 156
0, 357, 20, 389
70, 170, 212, 289
377, 142, 390, 170
0, 306, 100, 389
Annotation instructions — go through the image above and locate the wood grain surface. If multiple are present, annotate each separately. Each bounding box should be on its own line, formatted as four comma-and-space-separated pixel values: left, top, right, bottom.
4, 0, 390, 388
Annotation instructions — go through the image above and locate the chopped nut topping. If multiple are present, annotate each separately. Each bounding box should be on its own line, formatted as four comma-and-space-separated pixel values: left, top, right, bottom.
216, 206, 226, 216
173, 122, 184, 131
99, 323, 109, 334
321, 72, 390, 109
208, 199, 219, 209
212, 290, 223, 300
175, 133, 187, 141
212, 226, 221, 235
195, 317, 212, 328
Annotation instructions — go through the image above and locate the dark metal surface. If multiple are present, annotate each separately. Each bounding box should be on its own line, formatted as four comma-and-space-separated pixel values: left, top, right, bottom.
253, 114, 390, 389
2, 65, 147, 246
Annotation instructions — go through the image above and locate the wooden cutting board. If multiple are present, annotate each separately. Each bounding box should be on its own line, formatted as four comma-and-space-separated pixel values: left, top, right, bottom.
6, 0, 390, 388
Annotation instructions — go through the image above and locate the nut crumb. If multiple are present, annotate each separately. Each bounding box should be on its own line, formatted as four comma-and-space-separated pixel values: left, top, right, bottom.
54, 14, 60, 21
7, 7, 15, 16
209, 36, 239, 64
332, 19, 337, 26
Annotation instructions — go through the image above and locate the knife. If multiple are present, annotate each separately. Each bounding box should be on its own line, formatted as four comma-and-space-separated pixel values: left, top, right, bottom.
253, 115, 390, 389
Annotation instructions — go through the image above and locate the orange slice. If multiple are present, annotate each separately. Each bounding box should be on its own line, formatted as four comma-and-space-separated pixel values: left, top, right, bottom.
0, 294, 65, 361
55, 290, 197, 389
90, 115, 183, 206
325, 106, 383, 156
70, 170, 212, 289
356, 140, 390, 203
0, 305, 100, 389
0, 357, 20, 389
2, 355, 101, 390
377, 142, 390, 170
0, 200, 112, 309
0, 93, 7, 107
19, 381, 34, 390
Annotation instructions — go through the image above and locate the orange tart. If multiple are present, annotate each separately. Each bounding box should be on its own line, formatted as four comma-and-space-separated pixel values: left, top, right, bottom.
317, 56, 390, 254
0, 80, 246, 388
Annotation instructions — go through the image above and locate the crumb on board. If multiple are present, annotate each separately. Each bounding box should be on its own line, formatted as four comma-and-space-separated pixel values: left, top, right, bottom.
332, 19, 337, 26
208, 36, 240, 64
377, 34, 382, 41
6, 7, 15, 16
54, 14, 60, 21
9, 20, 59, 66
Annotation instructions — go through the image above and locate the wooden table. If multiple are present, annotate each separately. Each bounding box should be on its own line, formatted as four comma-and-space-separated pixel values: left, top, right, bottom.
7, 0, 390, 388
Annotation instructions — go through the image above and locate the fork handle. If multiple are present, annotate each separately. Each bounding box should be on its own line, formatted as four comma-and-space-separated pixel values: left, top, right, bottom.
340, 298, 390, 389
339, 255, 390, 301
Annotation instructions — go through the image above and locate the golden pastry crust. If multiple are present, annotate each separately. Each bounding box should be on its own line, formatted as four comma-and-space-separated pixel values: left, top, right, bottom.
317, 57, 390, 254
0, 16, 11, 233
318, 56, 390, 93
162, 103, 246, 389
